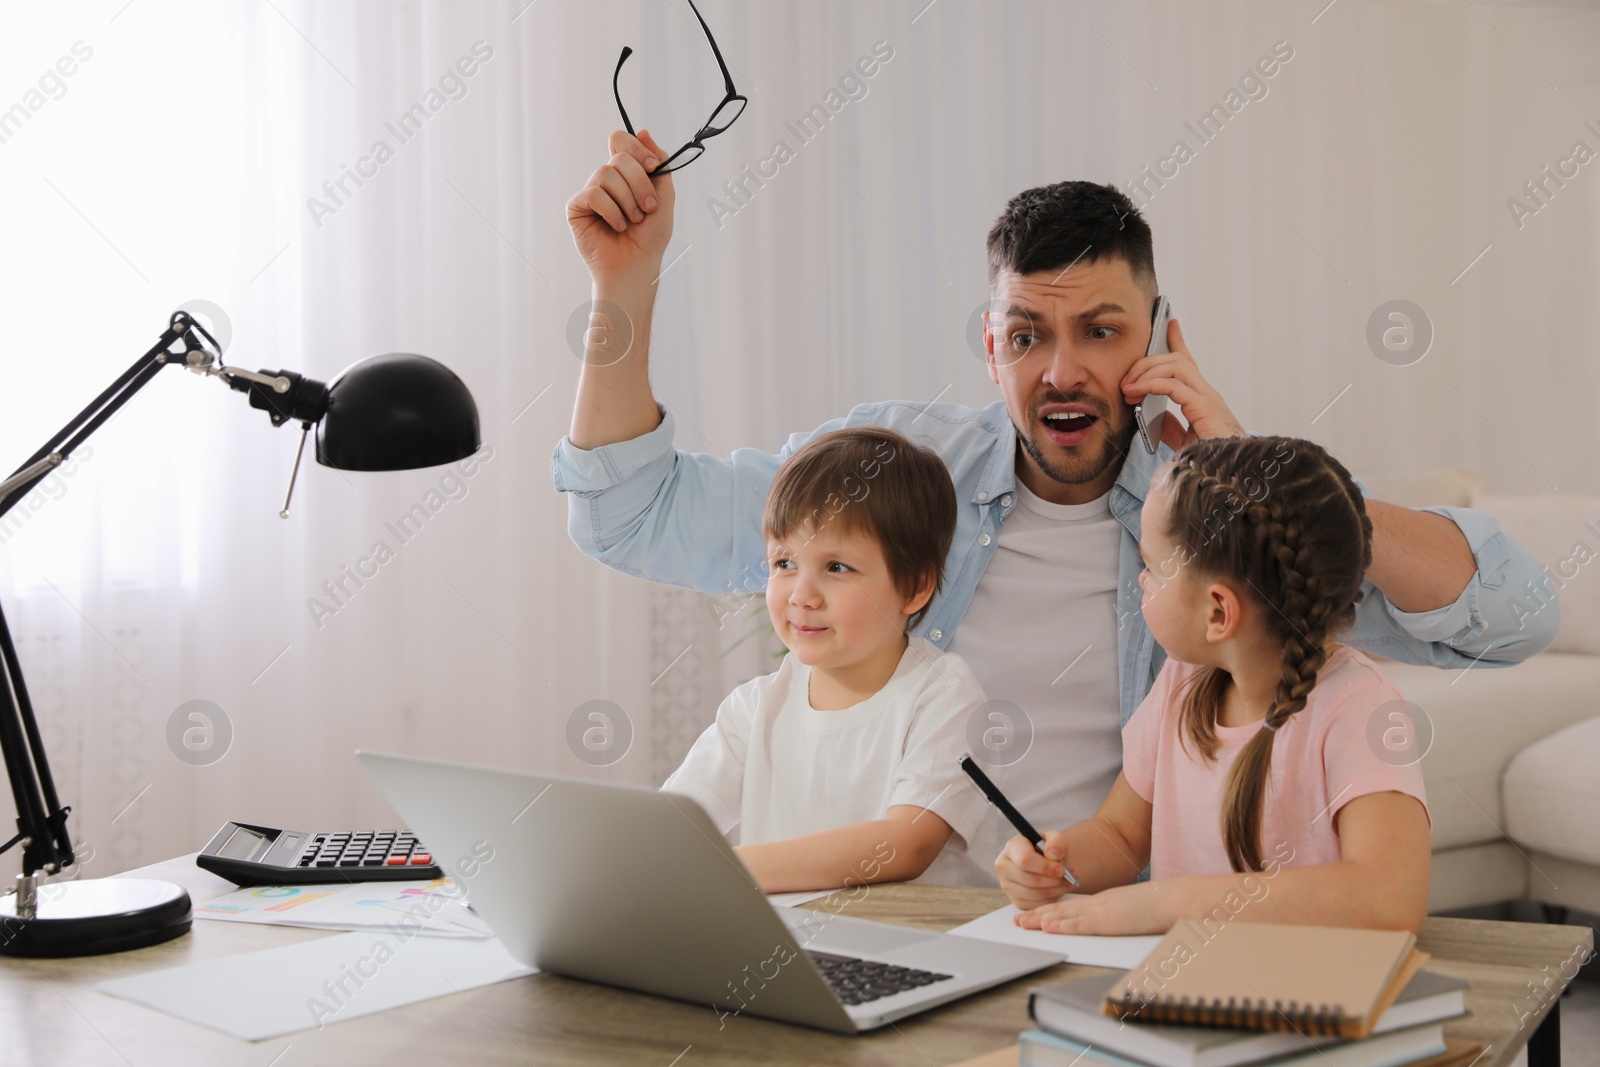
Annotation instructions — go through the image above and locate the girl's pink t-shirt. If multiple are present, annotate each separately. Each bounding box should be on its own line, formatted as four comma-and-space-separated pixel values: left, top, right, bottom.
1121, 644, 1430, 879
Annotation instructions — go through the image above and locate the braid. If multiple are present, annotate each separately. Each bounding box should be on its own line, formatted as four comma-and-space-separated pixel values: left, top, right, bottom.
1161, 437, 1370, 872
1250, 493, 1336, 726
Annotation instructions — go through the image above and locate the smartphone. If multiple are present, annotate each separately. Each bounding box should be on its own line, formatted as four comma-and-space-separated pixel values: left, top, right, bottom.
1133, 296, 1172, 454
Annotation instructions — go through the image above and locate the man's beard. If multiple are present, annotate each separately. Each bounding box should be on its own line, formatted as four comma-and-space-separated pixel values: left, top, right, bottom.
1012, 400, 1136, 487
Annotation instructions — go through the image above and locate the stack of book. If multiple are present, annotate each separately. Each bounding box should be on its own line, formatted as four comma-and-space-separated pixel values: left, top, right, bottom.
1020, 922, 1480, 1067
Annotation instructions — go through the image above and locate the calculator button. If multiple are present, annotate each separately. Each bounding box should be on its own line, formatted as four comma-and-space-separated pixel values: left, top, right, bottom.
385, 856, 408, 866
409, 854, 431, 865
314, 859, 338, 867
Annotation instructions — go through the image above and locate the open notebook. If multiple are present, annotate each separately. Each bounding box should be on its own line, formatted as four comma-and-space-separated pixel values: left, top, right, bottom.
1104, 921, 1430, 1039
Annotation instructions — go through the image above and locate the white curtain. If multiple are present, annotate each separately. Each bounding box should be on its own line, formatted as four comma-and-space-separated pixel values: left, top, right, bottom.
0, 0, 1595, 880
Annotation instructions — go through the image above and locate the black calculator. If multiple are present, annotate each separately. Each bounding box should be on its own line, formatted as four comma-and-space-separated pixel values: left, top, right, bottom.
196, 821, 444, 886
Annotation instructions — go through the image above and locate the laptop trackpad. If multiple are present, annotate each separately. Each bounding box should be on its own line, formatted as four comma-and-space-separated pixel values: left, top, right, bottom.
780, 909, 937, 955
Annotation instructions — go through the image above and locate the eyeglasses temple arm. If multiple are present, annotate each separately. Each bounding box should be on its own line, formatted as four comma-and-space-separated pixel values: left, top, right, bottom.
612, 46, 637, 135
684, 0, 736, 93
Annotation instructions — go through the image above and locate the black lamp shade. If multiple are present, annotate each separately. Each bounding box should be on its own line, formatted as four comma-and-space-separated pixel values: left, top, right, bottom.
315, 354, 480, 471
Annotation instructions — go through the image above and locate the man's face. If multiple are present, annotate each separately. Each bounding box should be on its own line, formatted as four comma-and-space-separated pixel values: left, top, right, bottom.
984, 258, 1154, 503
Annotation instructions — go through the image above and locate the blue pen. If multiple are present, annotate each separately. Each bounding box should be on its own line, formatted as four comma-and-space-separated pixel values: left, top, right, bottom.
959, 754, 1080, 888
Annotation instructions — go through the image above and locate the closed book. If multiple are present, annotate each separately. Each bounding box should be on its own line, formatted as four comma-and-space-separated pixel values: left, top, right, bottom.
1019, 1022, 1446, 1067
1105, 922, 1430, 1038
1031, 969, 1468, 1067
1018, 1030, 1483, 1067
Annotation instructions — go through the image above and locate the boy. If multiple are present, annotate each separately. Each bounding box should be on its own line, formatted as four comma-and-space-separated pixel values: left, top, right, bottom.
663, 427, 990, 891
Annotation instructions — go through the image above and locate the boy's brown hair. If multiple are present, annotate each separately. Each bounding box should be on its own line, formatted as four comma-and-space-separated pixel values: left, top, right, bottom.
763, 427, 957, 630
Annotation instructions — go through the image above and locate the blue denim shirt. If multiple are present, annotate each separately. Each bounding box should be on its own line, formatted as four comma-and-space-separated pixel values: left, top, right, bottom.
553, 399, 1559, 729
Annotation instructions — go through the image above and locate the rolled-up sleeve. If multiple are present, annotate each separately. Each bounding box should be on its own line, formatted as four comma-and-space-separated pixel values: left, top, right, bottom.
1347, 504, 1559, 668
553, 404, 869, 597
552, 407, 770, 595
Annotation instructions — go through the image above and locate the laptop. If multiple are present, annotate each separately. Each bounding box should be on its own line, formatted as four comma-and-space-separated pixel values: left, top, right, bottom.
356, 750, 1060, 1034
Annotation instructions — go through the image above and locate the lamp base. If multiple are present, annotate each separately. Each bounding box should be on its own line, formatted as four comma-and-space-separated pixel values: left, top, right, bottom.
0, 877, 192, 957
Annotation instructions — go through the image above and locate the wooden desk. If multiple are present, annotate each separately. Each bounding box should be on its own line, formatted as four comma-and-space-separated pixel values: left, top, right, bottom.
0, 855, 1589, 1067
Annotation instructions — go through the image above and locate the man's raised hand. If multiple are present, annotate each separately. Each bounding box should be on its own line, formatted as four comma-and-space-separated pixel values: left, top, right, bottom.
566, 129, 676, 286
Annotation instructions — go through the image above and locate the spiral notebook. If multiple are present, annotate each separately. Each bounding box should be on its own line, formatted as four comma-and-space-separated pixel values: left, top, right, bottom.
1041, 967, 1467, 1067
1104, 921, 1430, 1039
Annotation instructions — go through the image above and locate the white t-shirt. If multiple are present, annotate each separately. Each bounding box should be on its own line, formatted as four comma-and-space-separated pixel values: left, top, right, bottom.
662, 637, 992, 886
944, 480, 1124, 883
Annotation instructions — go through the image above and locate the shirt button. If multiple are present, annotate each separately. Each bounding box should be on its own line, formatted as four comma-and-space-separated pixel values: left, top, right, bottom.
1001, 494, 1014, 507
930, 629, 943, 641
976, 491, 989, 502
979, 534, 992, 546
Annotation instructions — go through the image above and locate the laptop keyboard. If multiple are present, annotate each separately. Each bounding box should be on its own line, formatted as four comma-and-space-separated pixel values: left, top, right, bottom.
807, 951, 953, 1005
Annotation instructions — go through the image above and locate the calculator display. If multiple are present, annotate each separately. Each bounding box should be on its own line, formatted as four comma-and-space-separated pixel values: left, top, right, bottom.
216, 825, 266, 861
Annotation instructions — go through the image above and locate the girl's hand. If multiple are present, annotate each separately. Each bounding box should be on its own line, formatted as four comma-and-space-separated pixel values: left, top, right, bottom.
1017, 881, 1173, 936
995, 831, 1074, 910
1120, 319, 1245, 450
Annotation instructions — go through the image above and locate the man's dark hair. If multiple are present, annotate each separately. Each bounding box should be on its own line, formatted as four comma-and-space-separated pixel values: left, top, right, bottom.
764, 427, 956, 630
986, 180, 1157, 297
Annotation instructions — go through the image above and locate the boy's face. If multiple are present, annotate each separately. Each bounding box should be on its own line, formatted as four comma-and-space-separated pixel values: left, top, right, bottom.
765, 522, 919, 673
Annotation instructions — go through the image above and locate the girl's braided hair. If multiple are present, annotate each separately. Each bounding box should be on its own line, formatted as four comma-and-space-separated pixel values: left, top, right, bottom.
1158, 435, 1373, 872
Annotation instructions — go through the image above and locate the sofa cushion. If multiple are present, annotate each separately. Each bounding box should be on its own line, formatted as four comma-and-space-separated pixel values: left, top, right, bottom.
1364, 469, 1484, 510
1375, 653, 1600, 850
1428, 841, 1528, 913
1504, 715, 1600, 866
1469, 490, 1600, 656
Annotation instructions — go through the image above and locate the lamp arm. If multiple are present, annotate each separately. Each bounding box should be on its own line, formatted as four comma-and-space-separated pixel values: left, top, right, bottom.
0, 319, 191, 521
0, 311, 218, 876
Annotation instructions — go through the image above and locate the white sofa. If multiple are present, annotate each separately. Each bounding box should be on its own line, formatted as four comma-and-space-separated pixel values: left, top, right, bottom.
1364, 471, 1600, 916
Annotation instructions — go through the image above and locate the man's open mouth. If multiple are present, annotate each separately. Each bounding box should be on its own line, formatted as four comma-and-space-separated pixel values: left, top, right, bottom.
1041, 410, 1099, 445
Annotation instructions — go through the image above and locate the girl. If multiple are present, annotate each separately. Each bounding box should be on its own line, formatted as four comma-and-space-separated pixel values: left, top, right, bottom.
997, 435, 1431, 934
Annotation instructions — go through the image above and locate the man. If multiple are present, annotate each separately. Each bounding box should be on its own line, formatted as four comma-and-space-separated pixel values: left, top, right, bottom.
554, 129, 1558, 885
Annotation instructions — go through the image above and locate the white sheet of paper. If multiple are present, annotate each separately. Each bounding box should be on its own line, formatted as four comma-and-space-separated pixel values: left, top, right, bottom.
193, 879, 491, 939
98, 930, 534, 1041
945, 904, 1163, 969
767, 889, 837, 908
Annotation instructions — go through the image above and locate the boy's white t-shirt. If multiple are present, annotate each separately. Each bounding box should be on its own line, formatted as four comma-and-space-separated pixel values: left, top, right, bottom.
662, 636, 993, 886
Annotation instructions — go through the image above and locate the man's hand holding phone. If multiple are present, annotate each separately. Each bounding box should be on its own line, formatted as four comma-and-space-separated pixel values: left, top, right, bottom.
1122, 312, 1246, 452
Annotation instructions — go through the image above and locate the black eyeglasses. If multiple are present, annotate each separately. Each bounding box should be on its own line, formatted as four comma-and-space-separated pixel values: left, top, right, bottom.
613, 0, 746, 176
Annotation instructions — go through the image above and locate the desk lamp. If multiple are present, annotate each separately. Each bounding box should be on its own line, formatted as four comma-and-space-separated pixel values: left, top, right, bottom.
0, 310, 480, 956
